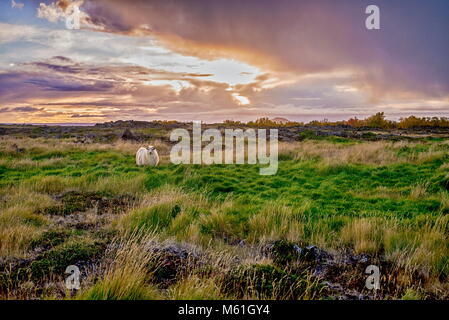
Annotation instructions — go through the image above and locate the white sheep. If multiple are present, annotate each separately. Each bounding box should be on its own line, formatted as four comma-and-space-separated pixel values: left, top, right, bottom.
136, 146, 159, 166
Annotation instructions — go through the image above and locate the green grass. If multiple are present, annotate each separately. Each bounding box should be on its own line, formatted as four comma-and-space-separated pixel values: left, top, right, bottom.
28, 239, 105, 280
1, 140, 447, 240
0, 137, 448, 299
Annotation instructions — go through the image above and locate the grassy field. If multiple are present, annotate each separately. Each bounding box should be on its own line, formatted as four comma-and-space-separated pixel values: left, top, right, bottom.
0, 134, 448, 300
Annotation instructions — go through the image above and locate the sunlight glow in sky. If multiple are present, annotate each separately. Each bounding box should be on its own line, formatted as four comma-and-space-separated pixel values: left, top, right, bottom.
0, 0, 447, 123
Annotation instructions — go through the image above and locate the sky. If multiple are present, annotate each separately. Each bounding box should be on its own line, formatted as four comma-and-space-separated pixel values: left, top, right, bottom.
0, 0, 448, 123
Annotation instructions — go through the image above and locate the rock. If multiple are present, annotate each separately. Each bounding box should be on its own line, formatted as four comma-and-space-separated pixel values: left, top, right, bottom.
148, 244, 201, 288
301, 245, 323, 261
121, 128, 137, 141
268, 240, 302, 265
46, 191, 135, 216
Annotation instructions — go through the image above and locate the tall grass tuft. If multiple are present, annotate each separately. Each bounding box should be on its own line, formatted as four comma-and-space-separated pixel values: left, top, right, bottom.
79, 232, 161, 300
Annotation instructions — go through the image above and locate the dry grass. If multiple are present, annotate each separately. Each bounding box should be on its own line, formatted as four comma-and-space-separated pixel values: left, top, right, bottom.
279, 141, 398, 165
0, 205, 48, 257
278, 140, 446, 166
439, 192, 449, 212
167, 275, 224, 300
247, 201, 309, 243
0, 224, 41, 258
0, 157, 66, 169
0, 185, 57, 211
79, 232, 162, 300
409, 183, 429, 199
22, 176, 75, 194
137, 186, 208, 209
385, 215, 449, 279
353, 186, 405, 200
0, 136, 171, 164
336, 214, 448, 295
341, 217, 386, 254
88, 174, 147, 196
0, 187, 54, 257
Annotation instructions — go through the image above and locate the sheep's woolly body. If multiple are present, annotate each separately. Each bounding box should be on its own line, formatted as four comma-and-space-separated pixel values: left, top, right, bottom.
136, 146, 159, 166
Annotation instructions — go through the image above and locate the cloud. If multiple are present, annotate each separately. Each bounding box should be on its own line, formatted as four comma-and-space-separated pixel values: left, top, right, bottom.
37, 1, 64, 23
37, 0, 103, 30
70, 113, 103, 118
67, 0, 449, 101
12, 106, 43, 112
11, 1, 24, 10
0, 23, 40, 44
1, 52, 447, 123
0, 55, 259, 122
2, 1, 448, 123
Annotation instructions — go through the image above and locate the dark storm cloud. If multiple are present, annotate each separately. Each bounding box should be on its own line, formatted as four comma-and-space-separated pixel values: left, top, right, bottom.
28, 62, 81, 74
72, 0, 449, 99
24, 78, 114, 92
52, 56, 73, 62
11, 106, 43, 112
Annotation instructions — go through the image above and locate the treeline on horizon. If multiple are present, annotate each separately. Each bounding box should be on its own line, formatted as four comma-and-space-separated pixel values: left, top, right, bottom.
94, 113, 449, 129
224, 113, 449, 129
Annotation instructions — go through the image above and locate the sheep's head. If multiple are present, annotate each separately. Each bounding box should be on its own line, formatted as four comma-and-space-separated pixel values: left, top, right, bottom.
146, 145, 156, 155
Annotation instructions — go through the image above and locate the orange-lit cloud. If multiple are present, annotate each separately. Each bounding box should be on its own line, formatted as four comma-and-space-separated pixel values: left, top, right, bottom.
69, 0, 448, 101
0, 0, 448, 123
